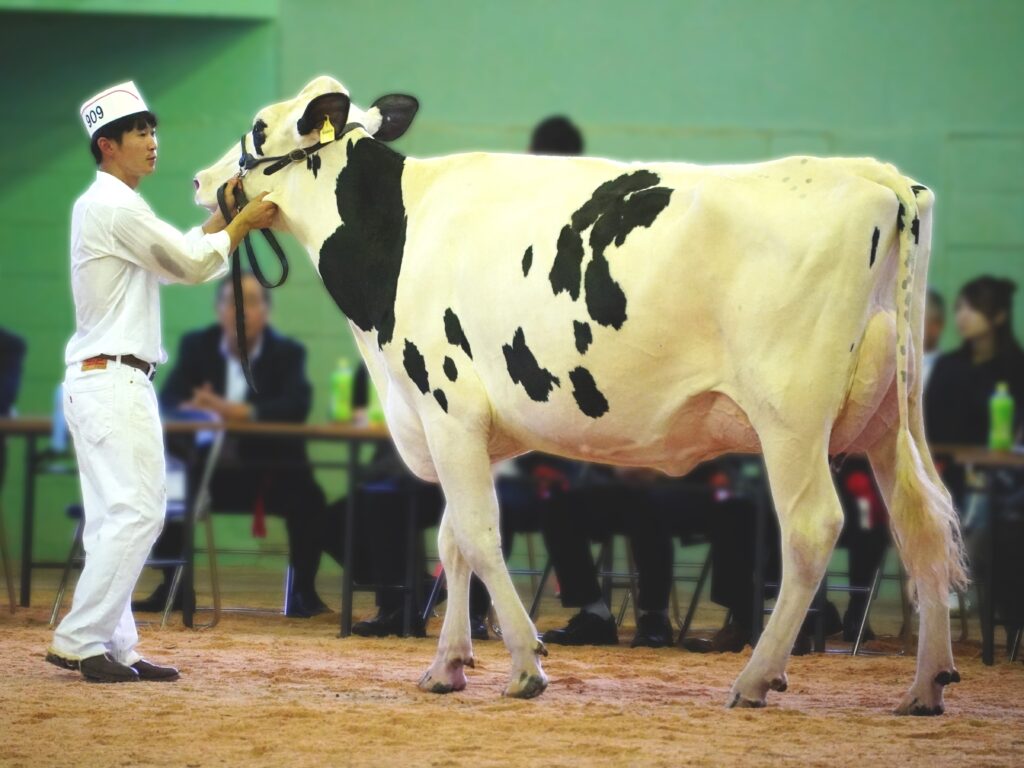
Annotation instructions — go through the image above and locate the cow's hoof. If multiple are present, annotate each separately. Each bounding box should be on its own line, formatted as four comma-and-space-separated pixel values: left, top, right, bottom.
727, 691, 766, 709
894, 686, 946, 716
934, 669, 961, 687
418, 658, 471, 694
533, 640, 549, 658
504, 671, 548, 699
769, 674, 789, 693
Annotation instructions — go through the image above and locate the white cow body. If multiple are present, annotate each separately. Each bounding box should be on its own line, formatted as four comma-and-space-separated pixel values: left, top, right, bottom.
197, 77, 965, 713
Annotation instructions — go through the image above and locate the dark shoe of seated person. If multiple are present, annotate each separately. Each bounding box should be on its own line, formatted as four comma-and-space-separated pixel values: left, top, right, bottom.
351, 607, 426, 638
842, 609, 876, 643
681, 621, 750, 653
632, 612, 674, 648
541, 610, 618, 646
131, 582, 195, 613
470, 614, 489, 641
80, 653, 139, 683
286, 590, 331, 618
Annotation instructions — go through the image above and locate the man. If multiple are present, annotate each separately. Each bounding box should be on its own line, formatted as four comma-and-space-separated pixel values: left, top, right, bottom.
144, 272, 330, 618
47, 81, 276, 683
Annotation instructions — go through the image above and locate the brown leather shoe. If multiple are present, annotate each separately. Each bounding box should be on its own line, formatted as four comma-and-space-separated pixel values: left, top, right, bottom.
131, 659, 180, 681
681, 622, 750, 653
80, 653, 139, 683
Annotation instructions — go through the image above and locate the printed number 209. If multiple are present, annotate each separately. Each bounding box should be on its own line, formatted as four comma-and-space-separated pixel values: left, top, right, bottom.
84, 106, 105, 128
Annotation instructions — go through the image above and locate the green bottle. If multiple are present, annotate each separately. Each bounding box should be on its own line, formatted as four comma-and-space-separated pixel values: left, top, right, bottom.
329, 357, 354, 422
367, 380, 386, 425
989, 381, 1015, 451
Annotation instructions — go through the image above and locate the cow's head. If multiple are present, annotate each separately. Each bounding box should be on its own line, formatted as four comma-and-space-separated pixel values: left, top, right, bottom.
194, 75, 418, 227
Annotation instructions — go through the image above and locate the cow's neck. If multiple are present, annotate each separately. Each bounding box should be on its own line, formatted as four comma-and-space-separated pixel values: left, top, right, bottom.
300, 132, 409, 351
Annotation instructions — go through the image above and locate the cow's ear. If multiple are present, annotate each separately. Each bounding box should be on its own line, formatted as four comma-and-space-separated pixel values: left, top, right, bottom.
297, 92, 351, 137
370, 94, 419, 142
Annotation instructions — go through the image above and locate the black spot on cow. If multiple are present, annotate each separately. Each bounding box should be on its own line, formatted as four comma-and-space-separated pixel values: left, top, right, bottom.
318, 138, 406, 348
589, 186, 672, 260
911, 217, 920, 245
306, 153, 322, 179
584, 254, 628, 329
569, 367, 609, 418
896, 202, 906, 232
573, 321, 592, 354
402, 339, 429, 394
502, 327, 560, 402
549, 225, 585, 300
570, 170, 662, 232
444, 308, 473, 359
443, 356, 458, 382
522, 246, 533, 277
911, 184, 927, 197
869, 227, 880, 268
433, 388, 448, 412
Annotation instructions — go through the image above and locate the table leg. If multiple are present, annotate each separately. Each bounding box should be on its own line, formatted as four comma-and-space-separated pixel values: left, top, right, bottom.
19, 435, 36, 607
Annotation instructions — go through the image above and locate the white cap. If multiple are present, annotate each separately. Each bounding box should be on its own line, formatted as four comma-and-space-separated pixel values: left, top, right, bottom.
79, 81, 150, 137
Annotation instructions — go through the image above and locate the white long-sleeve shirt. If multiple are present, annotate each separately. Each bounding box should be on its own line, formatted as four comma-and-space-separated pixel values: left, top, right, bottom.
65, 171, 231, 365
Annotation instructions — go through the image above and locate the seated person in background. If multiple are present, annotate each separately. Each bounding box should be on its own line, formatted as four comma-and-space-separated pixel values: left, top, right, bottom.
339, 364, 508, 639
0, 328, 27, 484
540, 465, 684, 649
136, 271, 330, 618
683, 461, 888, 654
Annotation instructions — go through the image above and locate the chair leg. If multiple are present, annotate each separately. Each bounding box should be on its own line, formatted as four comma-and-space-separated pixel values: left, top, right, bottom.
0, 503, 15, 614
162, 564, 184, 630
421, 568, 447, 624
49, 519, 84, 628
622, 545, 639, 627
528, 559, 554, 621
283, 565, 294, 616
852, 559, 885, 656
677, 549, 712, 644
1011, 627, 1022, 663
204, 513, 221, 629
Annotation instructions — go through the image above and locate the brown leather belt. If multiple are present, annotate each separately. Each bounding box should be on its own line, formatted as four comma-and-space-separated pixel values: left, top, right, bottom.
82, 354, 156, 380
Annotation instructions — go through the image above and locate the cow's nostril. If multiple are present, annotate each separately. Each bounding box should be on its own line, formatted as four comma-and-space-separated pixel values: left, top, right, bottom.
193, 178, 200, 191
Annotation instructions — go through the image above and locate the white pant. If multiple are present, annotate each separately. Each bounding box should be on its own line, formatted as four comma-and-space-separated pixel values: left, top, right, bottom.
51, 361, 166, 663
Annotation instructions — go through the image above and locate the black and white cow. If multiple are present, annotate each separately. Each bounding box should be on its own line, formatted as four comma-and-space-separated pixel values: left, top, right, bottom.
196, 76, 966, 713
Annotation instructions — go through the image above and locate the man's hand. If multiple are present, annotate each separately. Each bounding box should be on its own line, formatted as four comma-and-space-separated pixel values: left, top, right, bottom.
181, 382, 253, 421
201, 176, 242, 234
224, 192, 278, 252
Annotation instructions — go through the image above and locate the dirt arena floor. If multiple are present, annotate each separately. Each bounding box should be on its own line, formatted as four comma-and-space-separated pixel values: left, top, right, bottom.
3, 569, 1023, 768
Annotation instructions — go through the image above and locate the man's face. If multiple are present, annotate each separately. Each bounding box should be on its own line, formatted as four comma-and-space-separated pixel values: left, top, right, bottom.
103, 124, 158, 178
217, 274, 269, 351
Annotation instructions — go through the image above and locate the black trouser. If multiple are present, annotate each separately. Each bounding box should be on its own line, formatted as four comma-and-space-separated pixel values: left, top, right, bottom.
706, 492, 888, 633
542, 481, 683, 613
327, 478, 521, 618
151, 465, 328, 596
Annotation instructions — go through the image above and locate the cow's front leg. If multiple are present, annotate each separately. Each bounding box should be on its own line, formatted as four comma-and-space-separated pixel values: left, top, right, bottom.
729, 436, 843, 708
419, 510, 474, 693
429, 429, 547, 699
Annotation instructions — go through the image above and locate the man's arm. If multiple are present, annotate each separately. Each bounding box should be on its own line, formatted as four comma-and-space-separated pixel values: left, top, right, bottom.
111, 193, 277, 285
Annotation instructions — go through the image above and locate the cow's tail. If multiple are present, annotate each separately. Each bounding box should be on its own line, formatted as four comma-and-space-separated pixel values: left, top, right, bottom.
884, 175, 968, 602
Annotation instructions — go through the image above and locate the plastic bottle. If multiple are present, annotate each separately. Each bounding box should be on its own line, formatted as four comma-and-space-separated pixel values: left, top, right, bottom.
367, 381, 386, 425
329, 358, 354, 422
988, 381, 1015, 451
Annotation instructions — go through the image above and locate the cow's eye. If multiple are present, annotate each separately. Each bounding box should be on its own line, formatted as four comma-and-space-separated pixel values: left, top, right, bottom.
252, 120, 268, 156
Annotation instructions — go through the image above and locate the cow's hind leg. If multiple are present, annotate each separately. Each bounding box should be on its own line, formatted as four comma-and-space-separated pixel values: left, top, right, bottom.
427, 430, 547, 698
418, 510, 474, 694
867, 430, 960, 716
728, 434, 843, 708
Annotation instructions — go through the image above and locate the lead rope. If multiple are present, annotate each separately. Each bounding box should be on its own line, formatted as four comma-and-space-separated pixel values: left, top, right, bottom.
216, 181, 289, 392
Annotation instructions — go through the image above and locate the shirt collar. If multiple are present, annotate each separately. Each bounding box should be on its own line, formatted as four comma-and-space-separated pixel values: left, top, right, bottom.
220, 333, 264, 364
94, 169, 141, 199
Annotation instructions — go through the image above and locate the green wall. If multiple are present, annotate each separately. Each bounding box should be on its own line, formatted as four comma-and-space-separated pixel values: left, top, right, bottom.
2, 0, 1023, 562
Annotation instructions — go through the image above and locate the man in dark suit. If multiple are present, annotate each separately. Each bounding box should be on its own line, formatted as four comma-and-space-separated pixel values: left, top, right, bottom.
134, 272, 331, 617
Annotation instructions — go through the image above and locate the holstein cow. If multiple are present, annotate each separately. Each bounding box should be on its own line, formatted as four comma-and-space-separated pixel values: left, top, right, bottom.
196, 76, 967, 713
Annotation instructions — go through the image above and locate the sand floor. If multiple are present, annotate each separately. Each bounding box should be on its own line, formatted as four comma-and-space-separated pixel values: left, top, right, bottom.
2, 571, 1023, 768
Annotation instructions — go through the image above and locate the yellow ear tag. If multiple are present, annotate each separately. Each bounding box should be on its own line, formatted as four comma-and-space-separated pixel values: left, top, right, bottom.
320, 116, 335, 143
